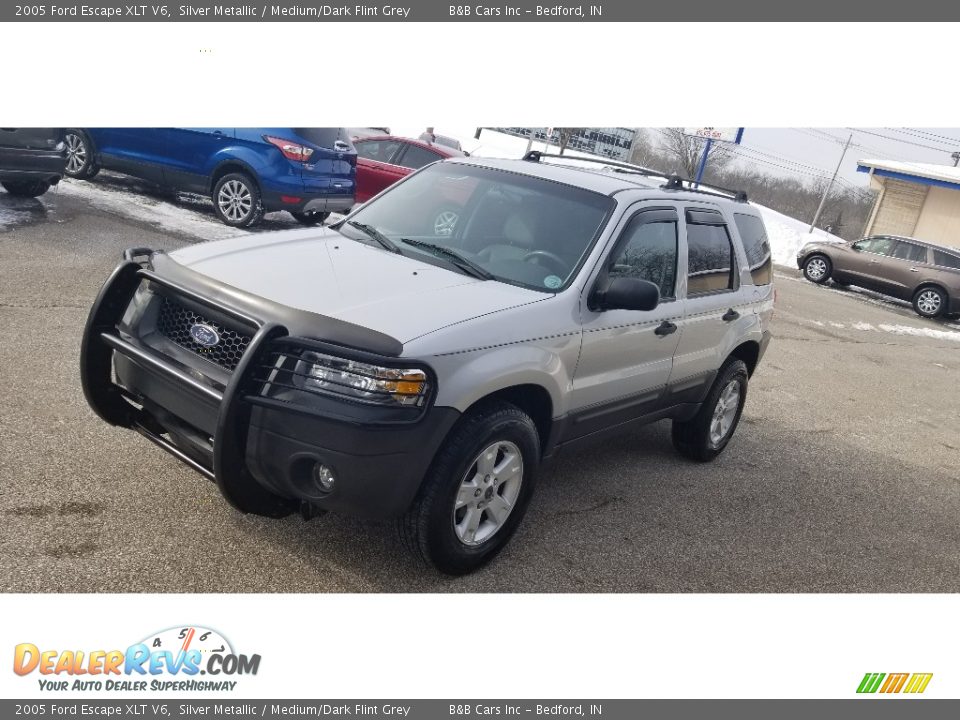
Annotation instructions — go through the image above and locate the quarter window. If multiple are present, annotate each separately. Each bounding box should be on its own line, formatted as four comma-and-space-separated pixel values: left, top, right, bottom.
858, 237, 896, 256
608, 212, 678, 300
932, 249, 960, 270
686, 214, 735, 295
734, 213, 772, 285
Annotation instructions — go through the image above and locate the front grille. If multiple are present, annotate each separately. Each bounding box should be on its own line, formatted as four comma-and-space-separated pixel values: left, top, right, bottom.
155, 296, 252, 371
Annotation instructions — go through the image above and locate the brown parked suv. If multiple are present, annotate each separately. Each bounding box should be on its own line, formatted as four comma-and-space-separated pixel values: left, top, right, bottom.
797, 235, 960, 318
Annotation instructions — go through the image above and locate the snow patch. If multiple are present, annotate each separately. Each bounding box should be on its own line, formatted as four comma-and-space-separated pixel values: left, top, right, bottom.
876, 324, 960, 343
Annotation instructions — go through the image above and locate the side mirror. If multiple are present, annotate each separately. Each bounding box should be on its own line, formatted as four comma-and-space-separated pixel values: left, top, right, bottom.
594, 277, 660, 312
851, 242, 863, 251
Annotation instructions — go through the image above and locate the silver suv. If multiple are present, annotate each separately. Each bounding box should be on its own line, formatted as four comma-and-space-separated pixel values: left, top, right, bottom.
81, 153, 773, 574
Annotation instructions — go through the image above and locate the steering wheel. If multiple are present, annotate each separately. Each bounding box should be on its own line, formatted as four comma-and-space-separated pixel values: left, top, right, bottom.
523, 250, 567, 276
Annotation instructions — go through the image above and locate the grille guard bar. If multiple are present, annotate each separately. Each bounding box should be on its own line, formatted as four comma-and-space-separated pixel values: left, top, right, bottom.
80, 257, 295, 517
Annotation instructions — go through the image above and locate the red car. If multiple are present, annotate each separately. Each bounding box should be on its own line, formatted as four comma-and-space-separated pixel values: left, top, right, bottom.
353, 135, 464, 207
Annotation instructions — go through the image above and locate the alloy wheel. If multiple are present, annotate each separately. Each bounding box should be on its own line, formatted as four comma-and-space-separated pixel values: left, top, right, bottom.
217, 180, 253, 223
806, 257, 827, 281
65, 133, 87, 175
709, 380, 741, 447
452, 440, 523, 546
917, 290, 942, 315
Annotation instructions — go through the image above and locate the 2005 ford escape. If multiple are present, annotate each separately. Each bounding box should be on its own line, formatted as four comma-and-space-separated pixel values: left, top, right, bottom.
81, 152, 773, 574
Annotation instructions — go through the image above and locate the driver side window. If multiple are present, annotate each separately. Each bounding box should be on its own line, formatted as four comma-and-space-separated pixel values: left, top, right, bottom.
608, 210, 678, 300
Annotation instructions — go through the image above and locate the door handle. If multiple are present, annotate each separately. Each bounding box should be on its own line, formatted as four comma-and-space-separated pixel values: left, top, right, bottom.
909, 267, 920, 272
655, 321, 677, 336
722, 308, 740, 322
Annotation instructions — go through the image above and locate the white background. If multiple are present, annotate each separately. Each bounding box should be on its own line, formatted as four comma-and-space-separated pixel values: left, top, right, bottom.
1, 20, 958, 700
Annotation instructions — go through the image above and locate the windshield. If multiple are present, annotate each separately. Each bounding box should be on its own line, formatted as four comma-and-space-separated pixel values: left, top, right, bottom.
342, 163, 614, 292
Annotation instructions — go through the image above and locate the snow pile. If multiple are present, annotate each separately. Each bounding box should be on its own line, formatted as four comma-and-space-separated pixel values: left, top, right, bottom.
752, 204, 845, 268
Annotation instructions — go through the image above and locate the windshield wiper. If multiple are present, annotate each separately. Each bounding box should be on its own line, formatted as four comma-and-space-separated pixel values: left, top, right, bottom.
346, 221, 401, 254
400, 238, 493, 280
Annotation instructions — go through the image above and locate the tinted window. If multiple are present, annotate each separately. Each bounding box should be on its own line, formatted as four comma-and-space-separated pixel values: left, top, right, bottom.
354, 140, 401, 163
933, 249, 960, 270
734, 213, 772, 285
687, 222, 735, 295
293, 128, 351, 150
609, 214, 678, 299
891, 241, 927, 262
398, 144, 442, 170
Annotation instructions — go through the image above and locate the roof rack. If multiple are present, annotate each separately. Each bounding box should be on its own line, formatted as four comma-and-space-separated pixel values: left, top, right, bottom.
661, 175, 748, 203
522, 150, 748, 203
522, 150, 663, 178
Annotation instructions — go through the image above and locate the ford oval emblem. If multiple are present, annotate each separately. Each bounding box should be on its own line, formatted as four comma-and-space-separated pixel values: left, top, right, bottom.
189, 323, 220, 348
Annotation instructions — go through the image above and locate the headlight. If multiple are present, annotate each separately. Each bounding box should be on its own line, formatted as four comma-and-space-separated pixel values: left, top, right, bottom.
293, 351, 429, 407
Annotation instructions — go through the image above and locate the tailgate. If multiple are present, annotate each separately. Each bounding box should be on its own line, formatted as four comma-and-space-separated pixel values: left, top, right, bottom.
0, 128, 64, 150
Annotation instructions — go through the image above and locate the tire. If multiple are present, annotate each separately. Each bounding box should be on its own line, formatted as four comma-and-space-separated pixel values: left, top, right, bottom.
292, 210, 329, 226
63, 129, 99, 179
913, 286, 947, 319
672, 359, 749, 462
802, 254, 832, 284
398, 401, 540, 575
432, 206, 460, 236
1, 180, 51, 197
212, 172, 264, 228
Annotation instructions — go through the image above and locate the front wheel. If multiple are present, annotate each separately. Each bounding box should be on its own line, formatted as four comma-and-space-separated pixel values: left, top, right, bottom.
398, 401, 540, 575
913, 286, 947, 318
292, 210, 329, 226
212, 172, 263, 227
802, 254, 832, 284
1, 180, 51, 197
672, 359, 749, 462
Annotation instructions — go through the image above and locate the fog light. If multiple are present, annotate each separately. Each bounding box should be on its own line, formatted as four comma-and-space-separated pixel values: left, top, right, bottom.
313, 463, 336, 492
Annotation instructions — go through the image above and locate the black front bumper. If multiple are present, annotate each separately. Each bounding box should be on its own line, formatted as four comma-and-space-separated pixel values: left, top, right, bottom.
80, 257, 458, 520
0, 146, 67, 184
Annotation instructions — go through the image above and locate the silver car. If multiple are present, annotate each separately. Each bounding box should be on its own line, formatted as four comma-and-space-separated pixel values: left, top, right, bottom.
81, 154, 773, 574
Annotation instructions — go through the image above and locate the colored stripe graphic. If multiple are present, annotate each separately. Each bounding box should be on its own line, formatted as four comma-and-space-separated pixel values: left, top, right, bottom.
880, 673, 909, 693
903, 673, 933, 694
857, 673, 885, 693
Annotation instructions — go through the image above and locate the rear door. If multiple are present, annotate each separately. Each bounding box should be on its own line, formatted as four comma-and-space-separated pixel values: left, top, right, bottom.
161, 128, 234, 191
881, 239, 930, 300
354, 138, 406, 202
669, 206, 752, 404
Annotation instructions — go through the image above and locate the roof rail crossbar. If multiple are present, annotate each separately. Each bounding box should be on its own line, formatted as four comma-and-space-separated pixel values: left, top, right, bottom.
522, 150, 662, 178
662, 175, 748, 203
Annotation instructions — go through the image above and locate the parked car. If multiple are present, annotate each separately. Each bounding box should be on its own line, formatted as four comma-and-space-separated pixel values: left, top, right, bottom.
63, 128, 357, 227
0, 128, 67, 197
353, 135, 465, 234
432, 134, 463, 152
81, 154, 772, 574
797, 235, 960, 318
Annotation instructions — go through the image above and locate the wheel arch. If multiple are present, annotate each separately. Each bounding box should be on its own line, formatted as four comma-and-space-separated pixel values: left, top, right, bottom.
728, 339, 761, 377
460, 384, 554, 454
209, 158, 262, 194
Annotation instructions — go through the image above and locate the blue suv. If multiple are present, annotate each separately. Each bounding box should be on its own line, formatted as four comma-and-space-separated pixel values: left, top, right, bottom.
63, 128, 356, 227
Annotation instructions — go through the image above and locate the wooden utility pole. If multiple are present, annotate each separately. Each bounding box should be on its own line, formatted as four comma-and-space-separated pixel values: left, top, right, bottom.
809, 133, 853, 234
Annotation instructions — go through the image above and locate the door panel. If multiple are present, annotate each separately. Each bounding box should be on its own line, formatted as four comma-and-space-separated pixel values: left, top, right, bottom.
161, 128, 232, 191
354, 139, 407, 202
90, 128, 168, 184
670, 208, 750, 399
570, 207, 682, 439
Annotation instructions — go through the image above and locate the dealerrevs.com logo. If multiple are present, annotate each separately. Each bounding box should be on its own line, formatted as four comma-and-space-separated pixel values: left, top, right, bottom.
13, 626, 261, 692
857, 672, 933, 695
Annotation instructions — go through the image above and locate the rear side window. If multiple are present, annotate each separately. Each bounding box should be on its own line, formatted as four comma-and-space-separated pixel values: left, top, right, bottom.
355, 140, 402, 163
933, 249, 960, 270
733, 213, 772, 285
891, 241, 927, 263
686, 211, 736, 295
398, 144, 442, 170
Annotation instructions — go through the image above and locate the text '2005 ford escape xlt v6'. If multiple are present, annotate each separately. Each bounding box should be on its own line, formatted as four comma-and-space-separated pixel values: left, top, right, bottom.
81, 152, 773, 575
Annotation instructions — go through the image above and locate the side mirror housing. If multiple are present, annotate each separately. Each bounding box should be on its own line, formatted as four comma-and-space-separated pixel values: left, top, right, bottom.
593, 277, 660, 312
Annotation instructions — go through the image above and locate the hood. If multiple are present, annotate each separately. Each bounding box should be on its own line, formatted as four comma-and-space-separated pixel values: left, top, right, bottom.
167, 227, 547, 344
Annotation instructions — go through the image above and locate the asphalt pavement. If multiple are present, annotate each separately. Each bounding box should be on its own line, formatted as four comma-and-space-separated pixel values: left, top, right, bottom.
1, 177, 958, 592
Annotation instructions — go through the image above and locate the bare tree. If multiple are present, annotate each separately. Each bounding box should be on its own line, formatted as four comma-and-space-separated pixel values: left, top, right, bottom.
628, 129, 666, 169
659, 128, 733, 178
555, 128, 584, 155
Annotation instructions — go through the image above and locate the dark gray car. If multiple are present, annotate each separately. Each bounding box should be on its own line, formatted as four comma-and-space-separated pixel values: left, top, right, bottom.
798, 235, 960, 318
